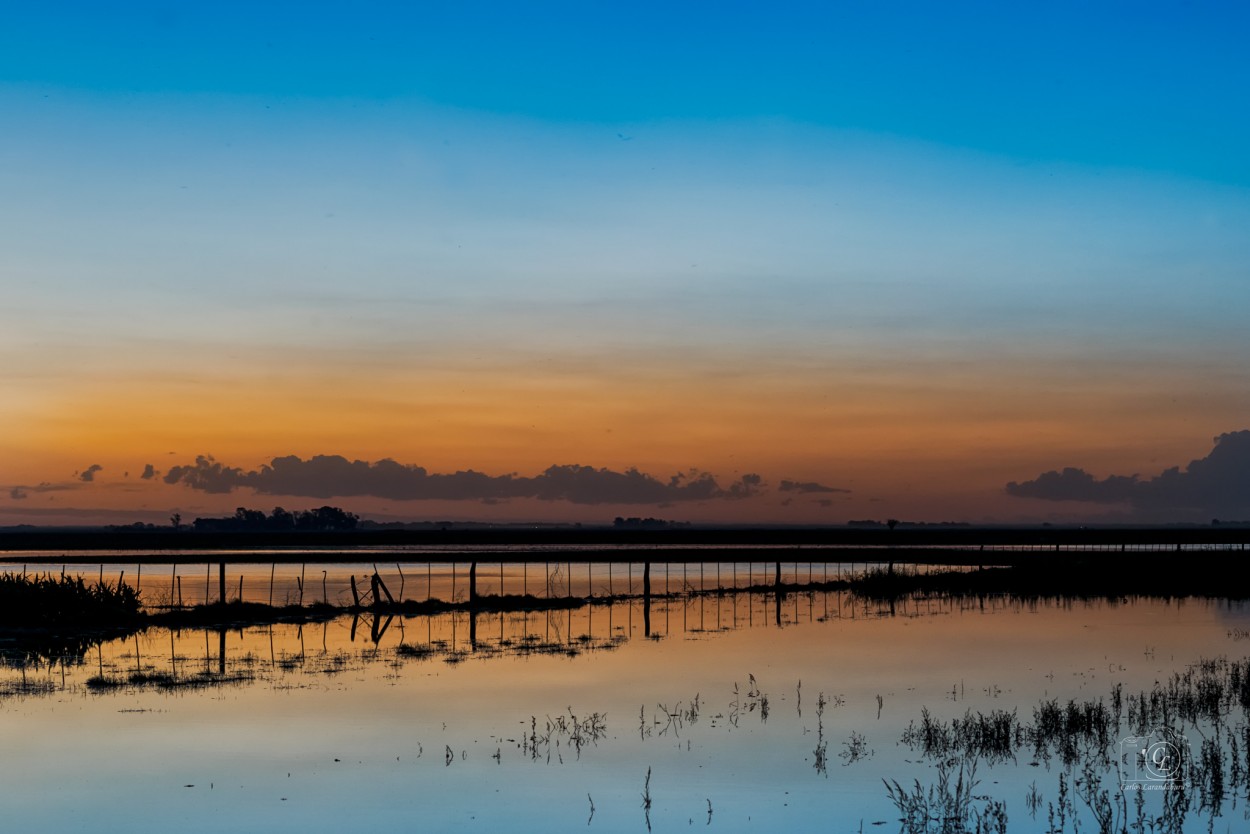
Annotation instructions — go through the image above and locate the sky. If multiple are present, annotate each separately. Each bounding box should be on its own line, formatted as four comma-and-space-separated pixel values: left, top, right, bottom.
3, 1, 1250, 526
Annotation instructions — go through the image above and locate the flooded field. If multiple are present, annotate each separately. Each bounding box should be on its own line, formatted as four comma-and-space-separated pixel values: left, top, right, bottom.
0, 559, 951, 609
3, 573, 1249, 832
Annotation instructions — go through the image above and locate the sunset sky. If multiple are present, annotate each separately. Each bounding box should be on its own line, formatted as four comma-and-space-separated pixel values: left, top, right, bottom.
3, 2, 1249, 526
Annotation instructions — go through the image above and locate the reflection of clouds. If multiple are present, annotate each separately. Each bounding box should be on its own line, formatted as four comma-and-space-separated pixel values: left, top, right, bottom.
1007, 430, 1250, 521
164, 453, 768, 505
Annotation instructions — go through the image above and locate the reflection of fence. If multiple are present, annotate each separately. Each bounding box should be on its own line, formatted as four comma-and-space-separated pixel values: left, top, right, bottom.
0, 560, 957, 610
0, 585, 1059, 699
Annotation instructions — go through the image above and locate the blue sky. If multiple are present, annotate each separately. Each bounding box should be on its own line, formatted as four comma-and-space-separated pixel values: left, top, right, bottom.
4, 1, 1248, 182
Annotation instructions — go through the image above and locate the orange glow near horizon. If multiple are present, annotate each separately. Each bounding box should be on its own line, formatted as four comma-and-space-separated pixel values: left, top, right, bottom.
6, 340, 1245, 525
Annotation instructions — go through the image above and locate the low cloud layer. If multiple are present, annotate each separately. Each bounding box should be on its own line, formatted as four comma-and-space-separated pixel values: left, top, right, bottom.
1006, 430, 1250, 520
163, 454, 768, 505
779, 479, 849, 494
7, 482, 77, 501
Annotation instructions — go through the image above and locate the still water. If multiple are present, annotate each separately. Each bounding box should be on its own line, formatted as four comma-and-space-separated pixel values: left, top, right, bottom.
3, 582, 1248, 832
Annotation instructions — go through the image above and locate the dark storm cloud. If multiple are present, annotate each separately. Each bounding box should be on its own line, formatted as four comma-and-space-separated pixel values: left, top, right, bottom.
778, 479, 850, 494
163, 454, 764, 505
1006, 430, 1250, 520
78, 464, 104, 482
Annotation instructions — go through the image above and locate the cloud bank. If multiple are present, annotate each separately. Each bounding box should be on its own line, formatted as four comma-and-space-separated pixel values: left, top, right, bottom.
7, 482, 78, 500
163, 454, 769, 505
779, 479, 849, 494
1006, 430, 1250, 520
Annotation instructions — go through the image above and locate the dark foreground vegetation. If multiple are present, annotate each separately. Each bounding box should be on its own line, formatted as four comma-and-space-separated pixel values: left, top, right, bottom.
0, 571, 142, 629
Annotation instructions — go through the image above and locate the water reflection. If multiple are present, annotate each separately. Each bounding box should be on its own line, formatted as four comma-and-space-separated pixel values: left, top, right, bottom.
2, 558, 952, 609
5, 585, 1220, 691
1, 588, 1074, 698
3, 587, 1250, 832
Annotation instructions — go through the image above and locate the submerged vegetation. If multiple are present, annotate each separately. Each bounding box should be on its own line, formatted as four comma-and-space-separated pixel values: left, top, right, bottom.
884, 759, 1008, 834
893, 655, 1250, 833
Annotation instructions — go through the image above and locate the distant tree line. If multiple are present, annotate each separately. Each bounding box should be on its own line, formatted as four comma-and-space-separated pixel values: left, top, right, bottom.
612, 517, 691, 529
846, 519, 971, 529
191, 506, 360, 533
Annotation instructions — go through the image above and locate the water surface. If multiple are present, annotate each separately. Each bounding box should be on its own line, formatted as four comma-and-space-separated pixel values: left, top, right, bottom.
3, 583, 1247, 832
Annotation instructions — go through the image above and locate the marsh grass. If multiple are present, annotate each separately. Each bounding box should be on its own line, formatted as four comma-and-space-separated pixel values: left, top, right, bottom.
884, 759, 1007, 834
519, 709, 607, 763
851, 558, 1250, 601
0, 572, 141, 628
85, 668, 255, 691
896, 654, 1250, 832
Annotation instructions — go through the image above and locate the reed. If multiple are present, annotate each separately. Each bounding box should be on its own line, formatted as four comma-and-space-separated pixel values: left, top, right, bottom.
883, 759, 1007, 834
0, 572, 142, 628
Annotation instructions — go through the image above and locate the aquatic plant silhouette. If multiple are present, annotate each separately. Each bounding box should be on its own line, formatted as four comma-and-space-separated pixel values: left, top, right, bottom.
0, 572, 141, 628
884, 759, 1007, 834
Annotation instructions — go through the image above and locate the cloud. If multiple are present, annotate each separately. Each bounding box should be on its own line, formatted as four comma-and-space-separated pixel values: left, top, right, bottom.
7, 482, 77, 500
140, 464, 157, 480
1006, 430, 1250, 520
0, 505, 169, 522
163, 454, 766, 505
779, 479, 850, 494
723, 473, 764, 499
78, 464, 104, 483
1005, 468, 1140, 504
